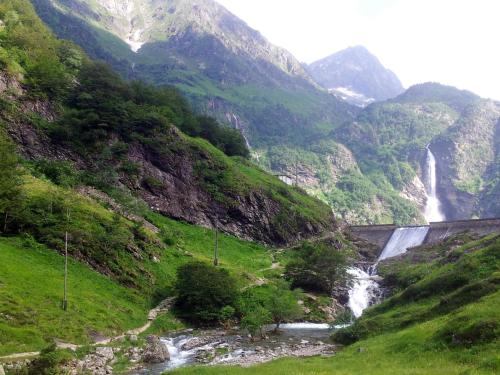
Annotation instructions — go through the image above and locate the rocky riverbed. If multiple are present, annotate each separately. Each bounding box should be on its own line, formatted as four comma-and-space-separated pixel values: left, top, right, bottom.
130, 323, 338, 374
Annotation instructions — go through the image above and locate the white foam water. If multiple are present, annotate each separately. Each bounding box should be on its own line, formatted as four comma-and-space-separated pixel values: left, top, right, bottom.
423, 147, 446, 223
347, 226, 430, 317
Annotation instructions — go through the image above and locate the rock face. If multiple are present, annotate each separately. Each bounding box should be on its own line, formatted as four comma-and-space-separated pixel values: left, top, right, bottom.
308, 46, 404, 106
142, 335, 170, 363
433, 100, 500, 219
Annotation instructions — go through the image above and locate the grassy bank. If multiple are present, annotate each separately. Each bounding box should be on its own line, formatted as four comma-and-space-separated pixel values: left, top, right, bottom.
170, 234, 500, 375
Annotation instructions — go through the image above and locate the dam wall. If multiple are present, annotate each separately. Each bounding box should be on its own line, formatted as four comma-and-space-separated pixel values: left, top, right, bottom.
350, 218, 500, 251
425, 218, 500, 244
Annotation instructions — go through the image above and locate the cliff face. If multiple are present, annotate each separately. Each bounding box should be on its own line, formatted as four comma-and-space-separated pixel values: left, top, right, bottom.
432, 100, 500, 219
2, 70, 334, 246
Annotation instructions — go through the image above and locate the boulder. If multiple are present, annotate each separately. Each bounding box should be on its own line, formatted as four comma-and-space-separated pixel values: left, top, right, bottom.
142, 335, 170, 363
0, 364, 5, 375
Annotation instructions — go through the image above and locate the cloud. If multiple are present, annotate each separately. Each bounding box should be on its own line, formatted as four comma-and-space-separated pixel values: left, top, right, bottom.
216, 0, 500, 99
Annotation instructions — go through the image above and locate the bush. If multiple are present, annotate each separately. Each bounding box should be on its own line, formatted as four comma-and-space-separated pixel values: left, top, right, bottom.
174, 261, 239, 325
285, 242, 347, 294
20, 344, 73, 374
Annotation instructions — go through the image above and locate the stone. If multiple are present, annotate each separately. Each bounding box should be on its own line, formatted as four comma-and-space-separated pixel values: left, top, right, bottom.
95, 347, 114, 361
142, 335, 170, 363
129, 334, 138, 342
0, 364, 5, 375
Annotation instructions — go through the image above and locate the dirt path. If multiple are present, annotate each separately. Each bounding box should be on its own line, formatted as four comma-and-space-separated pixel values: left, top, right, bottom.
0, 298, 174, 363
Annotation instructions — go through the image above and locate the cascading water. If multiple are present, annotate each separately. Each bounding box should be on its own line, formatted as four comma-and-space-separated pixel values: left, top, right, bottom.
423, 147, 446, 223
379, 226, 430, 260
347, 226, 430, 317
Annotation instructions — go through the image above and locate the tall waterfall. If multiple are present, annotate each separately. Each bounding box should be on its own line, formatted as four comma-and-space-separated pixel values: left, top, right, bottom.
423, 147, 445, 223
347, 226, 430, 317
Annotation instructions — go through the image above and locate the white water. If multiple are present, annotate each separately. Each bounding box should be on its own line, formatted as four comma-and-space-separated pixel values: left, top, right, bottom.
347, 226, 430, 317
347, 267, 379, 318
423, 147, 446, 223
278, 322, 331, 330
162, 336, 194, 369
379, 226, 430, 260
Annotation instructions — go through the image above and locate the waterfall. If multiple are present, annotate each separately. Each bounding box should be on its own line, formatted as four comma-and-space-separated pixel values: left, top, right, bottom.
379, 226, 430, 260
423, 147, 445, 223
347, 267, 379, 318
347, 226, 430, 317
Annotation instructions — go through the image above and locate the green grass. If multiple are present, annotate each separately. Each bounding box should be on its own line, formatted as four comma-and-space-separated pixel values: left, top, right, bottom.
0, 236, 149, 355
147, 213, 273, 281
170, 234, 500, 375
0, 183, 282, 356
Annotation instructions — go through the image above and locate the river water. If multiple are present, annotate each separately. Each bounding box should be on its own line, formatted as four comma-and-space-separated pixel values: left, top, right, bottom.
131, 323, 337, 374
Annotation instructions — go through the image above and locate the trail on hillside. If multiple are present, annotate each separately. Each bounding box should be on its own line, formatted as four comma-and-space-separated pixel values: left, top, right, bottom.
0, 298, 174, 362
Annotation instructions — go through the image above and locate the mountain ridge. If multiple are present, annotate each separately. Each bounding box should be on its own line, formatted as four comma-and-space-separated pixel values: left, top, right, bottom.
308, 45, 404, 106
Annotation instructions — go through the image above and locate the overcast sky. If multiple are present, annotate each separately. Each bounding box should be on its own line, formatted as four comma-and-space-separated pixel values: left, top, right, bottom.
216, 0, 500, 100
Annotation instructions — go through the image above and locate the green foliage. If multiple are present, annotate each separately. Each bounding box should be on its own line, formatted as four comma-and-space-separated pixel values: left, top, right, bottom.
285, 241, 347, 294
50, 61, 248, 157
332, 234, 500, 345
0, 131, 24, 233
240, 304, 271, 339
15, 344, 74, 375
174, 261, 239, 325
29, 159, 80, 187
266, 282, 303, 329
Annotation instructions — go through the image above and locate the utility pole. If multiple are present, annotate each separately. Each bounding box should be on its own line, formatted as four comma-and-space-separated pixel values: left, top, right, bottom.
295, 156, 299, 186
213, 221, 219, 266
62, 208, 69, 311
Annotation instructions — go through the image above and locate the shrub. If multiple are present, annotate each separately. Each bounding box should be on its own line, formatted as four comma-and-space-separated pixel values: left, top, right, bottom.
174, 261, 239, 325
285, 242, 347, 294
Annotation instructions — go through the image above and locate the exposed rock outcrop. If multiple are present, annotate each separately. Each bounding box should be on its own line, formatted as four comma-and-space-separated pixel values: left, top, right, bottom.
142, 335, 170, 363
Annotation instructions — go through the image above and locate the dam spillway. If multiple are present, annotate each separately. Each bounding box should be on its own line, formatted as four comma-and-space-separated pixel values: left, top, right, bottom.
349, 218, 500, 254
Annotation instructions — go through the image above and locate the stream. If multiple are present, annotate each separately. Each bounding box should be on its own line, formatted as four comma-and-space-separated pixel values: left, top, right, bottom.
131, 146, 446, 373
131, 323, 338, 373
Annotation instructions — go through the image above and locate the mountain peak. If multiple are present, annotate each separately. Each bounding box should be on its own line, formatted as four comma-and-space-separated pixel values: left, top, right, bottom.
49, 0, 310, 80
307, 46, 404, 106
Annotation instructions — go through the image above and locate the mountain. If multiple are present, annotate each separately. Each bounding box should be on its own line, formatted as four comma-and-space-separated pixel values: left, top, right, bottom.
31, 0, 356, 148
31, 0, 426, 225
335, 82, 500, 220
308, 46, 404, 106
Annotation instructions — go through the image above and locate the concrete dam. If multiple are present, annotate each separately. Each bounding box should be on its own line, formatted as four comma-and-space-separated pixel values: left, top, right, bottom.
349, 218, 500, 252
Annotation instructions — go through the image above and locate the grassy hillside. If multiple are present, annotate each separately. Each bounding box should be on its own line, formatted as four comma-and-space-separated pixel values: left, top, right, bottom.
0, 175, 278, 355
0, 236, 149, 355
171, 234, 500, 375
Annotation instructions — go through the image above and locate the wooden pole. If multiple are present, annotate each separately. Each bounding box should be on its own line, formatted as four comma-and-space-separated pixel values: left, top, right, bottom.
214, 221, 219, 266
62, 209, 69, 311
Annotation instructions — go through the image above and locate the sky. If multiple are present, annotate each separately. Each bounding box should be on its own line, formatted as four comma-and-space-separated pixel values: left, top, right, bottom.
216, 0, 500, 100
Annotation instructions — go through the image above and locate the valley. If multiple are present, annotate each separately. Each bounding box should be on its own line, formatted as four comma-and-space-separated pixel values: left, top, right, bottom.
0, 0, 498, 374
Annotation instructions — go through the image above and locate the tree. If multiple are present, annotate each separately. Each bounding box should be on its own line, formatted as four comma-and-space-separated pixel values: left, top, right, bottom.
285, 242, 347, 294
240, 304, 271, 341
0, 132, 24, 233
267, 283, 302, 331
174, 261, 239, 325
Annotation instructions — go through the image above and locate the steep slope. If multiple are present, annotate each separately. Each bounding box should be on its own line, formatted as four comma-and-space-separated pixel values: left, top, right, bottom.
308, 46, 404, 106
335, 82, 500, 220
30, 0, 430, 226
1, 0, 336, 247
433, 100, 500, 219
31, 0, 357, 148
0, 0, 342, 355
